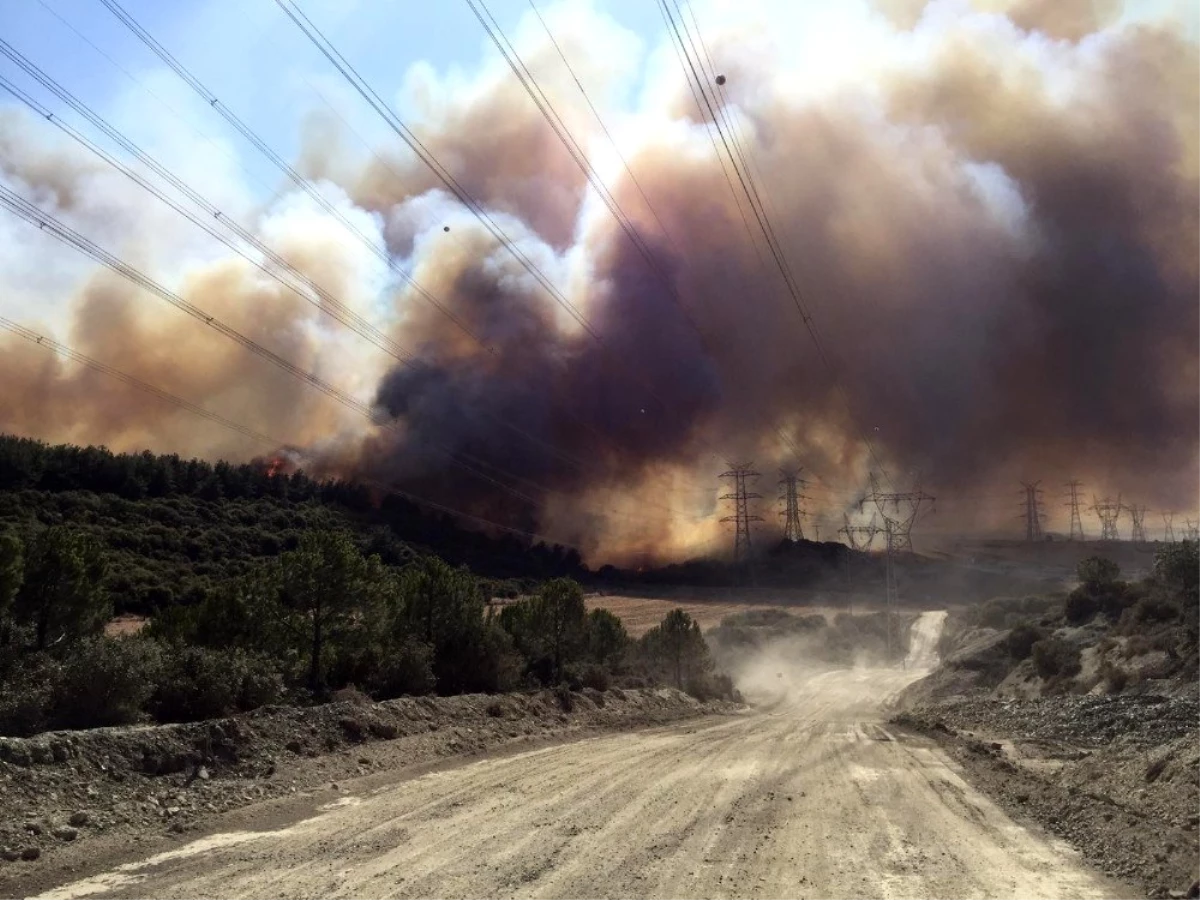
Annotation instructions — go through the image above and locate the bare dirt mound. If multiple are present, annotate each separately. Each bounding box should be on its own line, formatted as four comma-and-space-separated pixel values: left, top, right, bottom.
0, 687, 734, 889
895, 694, 1199, 898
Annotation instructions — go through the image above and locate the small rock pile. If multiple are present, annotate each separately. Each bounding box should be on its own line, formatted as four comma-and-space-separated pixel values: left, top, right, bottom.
894, 694, 1199, 898
907, 694, 1198, 748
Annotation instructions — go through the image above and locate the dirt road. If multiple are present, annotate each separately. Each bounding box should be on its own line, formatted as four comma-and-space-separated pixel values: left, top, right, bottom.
35, 612, 1129, 900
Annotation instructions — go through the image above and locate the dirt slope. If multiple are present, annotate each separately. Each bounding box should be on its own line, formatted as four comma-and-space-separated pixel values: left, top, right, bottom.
27, 611, 1131, 900
0, 688, 732, 895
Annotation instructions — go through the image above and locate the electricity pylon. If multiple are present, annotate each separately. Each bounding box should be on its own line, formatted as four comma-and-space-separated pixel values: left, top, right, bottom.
1130, 505, 1148, 544
1185, 519, 1200, 541
1162, 512, 1176, 543
778, 468, 807, 542
1064, 480, 1086, 541
883, 518, 902, 665
1019, 481, 1046, 541
720, 463, 762, 565
1091, 495, 1123, 541
839, 513, 880, 551
863, 473, 935, 553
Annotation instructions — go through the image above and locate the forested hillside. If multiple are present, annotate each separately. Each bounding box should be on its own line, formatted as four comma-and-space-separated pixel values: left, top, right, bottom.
0, 435, 585, 616
0, 435, 734, 738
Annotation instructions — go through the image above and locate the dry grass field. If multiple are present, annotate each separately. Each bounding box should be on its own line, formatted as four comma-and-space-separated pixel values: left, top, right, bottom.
584, 594, 837, 636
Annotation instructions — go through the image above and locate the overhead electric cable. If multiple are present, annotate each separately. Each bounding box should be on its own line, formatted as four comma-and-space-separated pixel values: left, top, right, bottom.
93, 0, 489, 351
0, 316, 282, 447
0, 39, 624, 477
467, 0, 710, 342
100, 0, 737, 483
0, 314, 583, 547
659, 0, 898, 490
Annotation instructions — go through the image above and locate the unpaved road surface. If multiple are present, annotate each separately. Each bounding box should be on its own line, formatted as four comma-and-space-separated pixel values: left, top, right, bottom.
35, 612, 1130, 900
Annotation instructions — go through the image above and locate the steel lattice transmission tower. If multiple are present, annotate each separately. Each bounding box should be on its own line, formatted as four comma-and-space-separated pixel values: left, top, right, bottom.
1091, 495, 1123, 541
720, 463, 763, 564
862, 473, 933, 665
1020, 481, 1046, 542
839, 513, 880, 551
1129, 505, 1149, 544
1162, 512, 1176, 543
1185, 519, 1200, 542
863, 473, 935, 554
778, 468, 808, 542
1064, 480, 1086, 541
882, 518, 903, 664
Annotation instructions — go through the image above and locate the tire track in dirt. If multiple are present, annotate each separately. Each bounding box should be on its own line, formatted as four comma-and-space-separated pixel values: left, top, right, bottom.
34, 612, 1131, 900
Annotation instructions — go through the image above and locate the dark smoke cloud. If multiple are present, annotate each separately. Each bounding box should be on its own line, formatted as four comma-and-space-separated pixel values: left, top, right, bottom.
339, 1, 1198, 558
1, 1, 1195, 561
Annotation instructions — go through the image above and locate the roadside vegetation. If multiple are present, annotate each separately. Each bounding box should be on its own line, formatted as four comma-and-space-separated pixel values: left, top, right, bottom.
0, 522, 735, 736
929, 540, 1198, 697
0, 435, 587, 618
0, 437, 738, 737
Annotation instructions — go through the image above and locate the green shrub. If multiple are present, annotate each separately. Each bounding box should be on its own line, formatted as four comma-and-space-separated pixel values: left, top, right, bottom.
974, 597, 1016, 629
0, 651, 57, 736
1005, 623, 1044, 660
580, 664, 610, 692
149, 645, 283, 723
1153, 540, 1198, 603
370, 638, 436, 699
1077, 557, 1120, 588
1031, 637, 1081, 680
1119, 596, 1180, 632
685, 671, 737, 702
1064, 588, 1098, 624
52, 636, 160, 729
586, 608, 629, 670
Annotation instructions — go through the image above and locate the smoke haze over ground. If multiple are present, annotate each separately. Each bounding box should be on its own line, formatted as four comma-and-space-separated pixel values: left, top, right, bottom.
0, 0, 1196, 563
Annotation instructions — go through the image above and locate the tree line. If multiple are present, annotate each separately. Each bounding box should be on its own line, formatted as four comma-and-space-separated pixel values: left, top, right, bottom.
0, 523, 733, 737
0, 435, 587, 595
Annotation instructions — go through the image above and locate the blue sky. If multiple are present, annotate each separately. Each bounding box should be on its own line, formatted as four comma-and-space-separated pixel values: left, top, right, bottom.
2, 0, 663, 193
3, 0, 1194, 201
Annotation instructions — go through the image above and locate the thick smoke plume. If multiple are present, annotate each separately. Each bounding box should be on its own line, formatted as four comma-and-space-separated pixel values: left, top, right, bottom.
1, 0, 1196, 562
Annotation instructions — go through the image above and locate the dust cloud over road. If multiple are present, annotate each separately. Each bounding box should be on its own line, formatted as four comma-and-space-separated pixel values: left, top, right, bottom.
36, 612, 1127, 900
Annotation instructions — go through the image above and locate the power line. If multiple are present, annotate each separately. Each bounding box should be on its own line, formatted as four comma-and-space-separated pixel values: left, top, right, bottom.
526, 0, 683, 262
1091, 494, 1123, 541
1, 187, 711, 529
469, 1, 867, 504
1162, 511, 1176, 543
0, 46, 604, 480
0, 315, 584, 549
89, 0, 861, 511
0, 317, 282, 447
657, 0, 897, 491
1019, 480, 1045, 542
94, 0, 489, 352
778, 467, 807, 541
1064, 480, 1086, 541
501, 1, 858, 494
0, 186, 368, 414
467, 0, 710, 345
1129, 504, 1148, 544
17, 9, 649, 477
719, 463, 762, 565
0, 188, 579, 511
